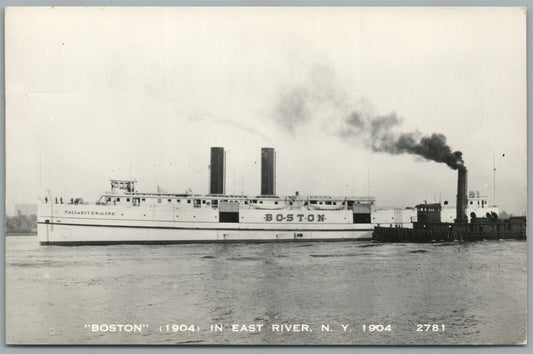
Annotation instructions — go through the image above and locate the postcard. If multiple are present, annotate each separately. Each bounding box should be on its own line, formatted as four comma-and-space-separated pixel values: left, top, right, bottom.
5, 6, 527, 345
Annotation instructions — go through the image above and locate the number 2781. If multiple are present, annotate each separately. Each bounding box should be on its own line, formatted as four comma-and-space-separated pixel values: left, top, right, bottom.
416, 324, 445, 332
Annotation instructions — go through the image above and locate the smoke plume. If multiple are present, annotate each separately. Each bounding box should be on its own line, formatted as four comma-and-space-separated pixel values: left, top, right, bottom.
275, 66, 464, 169
343, 112, 464, 169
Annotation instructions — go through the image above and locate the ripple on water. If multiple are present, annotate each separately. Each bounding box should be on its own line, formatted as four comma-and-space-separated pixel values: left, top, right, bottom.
5, 237, 527, 345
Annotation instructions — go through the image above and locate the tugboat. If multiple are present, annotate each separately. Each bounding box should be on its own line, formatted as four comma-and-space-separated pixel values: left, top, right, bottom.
372, 165, 527, 242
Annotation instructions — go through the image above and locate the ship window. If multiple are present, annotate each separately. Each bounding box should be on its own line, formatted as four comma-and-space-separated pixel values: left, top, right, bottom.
260, 201, 263, 204
142, 198, 146, 202
274, 201, 278, 205
127, 198, 130, 202
106, 197, 111, 202
176, 200, 180, 203
168, 199, 171, 202
187, 200, 191, 204
319, 202, 323, 205
202, 200, 206, 204
244, 201, 249, 205
310, 201, 317, 205
470, 201, 473, 205
252, 199, 257, 203
116, 198, 120, 202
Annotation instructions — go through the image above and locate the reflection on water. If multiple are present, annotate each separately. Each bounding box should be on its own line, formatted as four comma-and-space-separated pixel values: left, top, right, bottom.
5, 236, 527, 345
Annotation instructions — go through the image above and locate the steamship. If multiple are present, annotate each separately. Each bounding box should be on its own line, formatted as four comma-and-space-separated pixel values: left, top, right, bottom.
38, 147, 378, 245
38, 147, 514, 245
372, 165, 527, 242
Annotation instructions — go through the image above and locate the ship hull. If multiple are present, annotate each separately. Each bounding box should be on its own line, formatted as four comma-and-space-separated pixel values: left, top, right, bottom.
37, 203, 373, 244
372, 224, 526, 243
38, 223, 372, 245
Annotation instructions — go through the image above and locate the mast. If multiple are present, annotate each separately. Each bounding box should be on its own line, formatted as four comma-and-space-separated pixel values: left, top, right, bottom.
493, 155, 496, 205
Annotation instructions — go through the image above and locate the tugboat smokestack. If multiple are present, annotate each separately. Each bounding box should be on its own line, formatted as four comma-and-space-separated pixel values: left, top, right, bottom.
456, 165, 468, 223
209, 147, 225, 195
261, 147, 276, 196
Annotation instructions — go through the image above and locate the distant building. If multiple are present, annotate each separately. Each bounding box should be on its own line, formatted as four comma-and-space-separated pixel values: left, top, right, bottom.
7, 204, 38, 234
15, 204, 37, 216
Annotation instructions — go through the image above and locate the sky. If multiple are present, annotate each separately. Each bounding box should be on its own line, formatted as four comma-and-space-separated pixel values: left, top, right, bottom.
5, 7, 527, 215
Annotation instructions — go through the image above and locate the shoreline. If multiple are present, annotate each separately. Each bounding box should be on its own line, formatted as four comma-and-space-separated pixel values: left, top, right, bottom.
5, 232, 37, 236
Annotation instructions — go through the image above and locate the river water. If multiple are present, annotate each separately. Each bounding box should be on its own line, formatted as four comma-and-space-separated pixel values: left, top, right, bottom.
5, 235, 527, 345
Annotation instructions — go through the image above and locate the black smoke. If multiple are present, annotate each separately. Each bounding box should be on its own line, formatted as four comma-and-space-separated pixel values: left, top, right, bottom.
342, 111, 464, 169
276, 87, 309, 132
274, 66, 464, 169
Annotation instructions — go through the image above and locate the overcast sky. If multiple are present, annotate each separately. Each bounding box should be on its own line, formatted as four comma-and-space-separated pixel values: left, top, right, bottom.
5, 7, 527, 215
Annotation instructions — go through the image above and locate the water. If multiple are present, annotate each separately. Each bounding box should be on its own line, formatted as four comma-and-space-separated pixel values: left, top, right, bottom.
5, 235, 527, 345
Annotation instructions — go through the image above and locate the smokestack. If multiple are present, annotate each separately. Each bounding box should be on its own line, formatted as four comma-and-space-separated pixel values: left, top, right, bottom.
209, 147, 225, 195
456, 165, 468, 223
261, 147, 276, 196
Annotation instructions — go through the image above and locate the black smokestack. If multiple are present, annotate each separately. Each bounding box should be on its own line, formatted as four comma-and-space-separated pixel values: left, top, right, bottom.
261, 147, 276, 196
209, 147, 225, 195
456, 165, 468, 223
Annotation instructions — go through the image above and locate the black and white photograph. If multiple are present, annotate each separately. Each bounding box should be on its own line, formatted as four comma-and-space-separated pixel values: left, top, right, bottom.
5, 6, 527, 345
